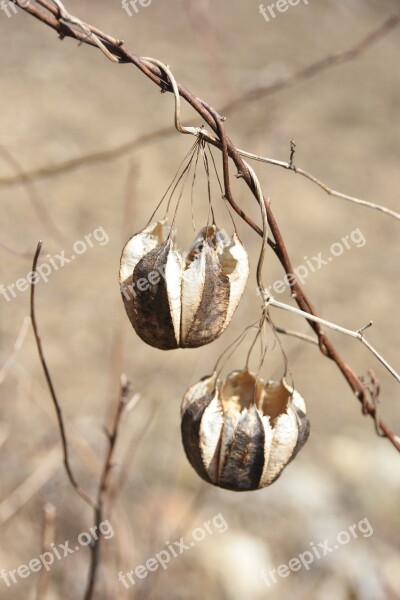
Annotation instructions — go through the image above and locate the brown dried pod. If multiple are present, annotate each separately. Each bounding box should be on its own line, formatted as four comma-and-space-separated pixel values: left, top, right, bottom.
181, 369, 309, 491
119, 220, 249, 350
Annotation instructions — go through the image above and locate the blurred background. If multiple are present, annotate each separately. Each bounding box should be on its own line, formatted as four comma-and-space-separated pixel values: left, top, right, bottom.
0, 0, 399, 598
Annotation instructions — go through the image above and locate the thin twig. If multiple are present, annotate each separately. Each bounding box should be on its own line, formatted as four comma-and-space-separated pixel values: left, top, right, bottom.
1, 126, 396, 221
269, 298, 400, 383
30, 241, 96, 508
19, 2, 400, 451
0, 127, 172, 187
240, 148, 400, 221
84, 376, 131, 600
50, 0, 121, 62
1, 12, 399, 222
220, 11, 400, 113
273, 326, 319, 346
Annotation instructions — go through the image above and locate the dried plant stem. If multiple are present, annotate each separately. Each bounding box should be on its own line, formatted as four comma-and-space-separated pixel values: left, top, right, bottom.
273, 326, 319, 346
2, 11, 399, 223
221, 12, 400, 114
30, 241, 96, 509
84, 377, 131, 600
20, 2, 399, 450
240, 150, 400, 221
269, 298, 400, 384
30, 237, 135, 598
0, 127, 172, 187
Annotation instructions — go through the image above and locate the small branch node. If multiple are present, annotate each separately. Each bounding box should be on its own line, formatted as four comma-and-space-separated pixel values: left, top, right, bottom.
289, 139, 296, 170
358, 320, 373, 335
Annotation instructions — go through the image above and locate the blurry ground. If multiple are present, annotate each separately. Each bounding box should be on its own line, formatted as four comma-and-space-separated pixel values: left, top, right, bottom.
0, 0, 399, 599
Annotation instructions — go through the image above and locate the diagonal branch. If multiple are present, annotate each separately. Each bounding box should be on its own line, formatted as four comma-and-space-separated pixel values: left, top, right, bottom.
1, 10, 399, 223
239, 147, 400, 221
220, 11, 400, 113
269, 299, 400, 384
20, 2, 399, 454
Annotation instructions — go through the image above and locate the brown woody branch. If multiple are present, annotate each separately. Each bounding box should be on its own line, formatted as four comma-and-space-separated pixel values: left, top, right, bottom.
84, 377, 131, 600
2, 10, 400, 224
30, 240, 135, 597
22, 4, 399, 451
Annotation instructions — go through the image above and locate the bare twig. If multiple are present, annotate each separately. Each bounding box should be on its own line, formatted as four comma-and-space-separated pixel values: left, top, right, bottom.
108, 404, 154, 508
268, 298, 400, 383
273, 326, 319, 346
215, 96, 400, 451
1, 12, 399, 222
19, 2, 399, 449
30, 241, 96, 508
37, 503, 57, 600
84, 376, 131, 600
220, 11, 400, 113
0, 127, 172, 187
240, 148, 400, 221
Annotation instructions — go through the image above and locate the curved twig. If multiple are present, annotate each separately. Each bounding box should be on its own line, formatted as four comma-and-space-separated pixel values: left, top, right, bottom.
30, 241, 96, 508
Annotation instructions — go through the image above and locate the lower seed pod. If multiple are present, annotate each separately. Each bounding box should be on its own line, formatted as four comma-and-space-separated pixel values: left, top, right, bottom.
119, 220, 249, 350
181, 369, 309, 491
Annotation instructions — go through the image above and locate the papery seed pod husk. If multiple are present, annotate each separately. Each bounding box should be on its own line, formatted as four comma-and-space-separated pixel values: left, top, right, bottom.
119, 220, 249, 350
181, 370, 310, 491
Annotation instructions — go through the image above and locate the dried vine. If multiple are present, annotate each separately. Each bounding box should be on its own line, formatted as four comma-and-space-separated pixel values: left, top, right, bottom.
20, 3, 399, 455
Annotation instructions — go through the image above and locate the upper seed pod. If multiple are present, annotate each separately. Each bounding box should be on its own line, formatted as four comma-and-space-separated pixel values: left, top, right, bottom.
181, 369, 309, 491
119, 220, 249, 350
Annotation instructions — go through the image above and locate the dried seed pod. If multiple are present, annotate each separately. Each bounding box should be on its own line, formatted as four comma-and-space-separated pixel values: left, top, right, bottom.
181, 370, 309, 491
119, 220, 249, 350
